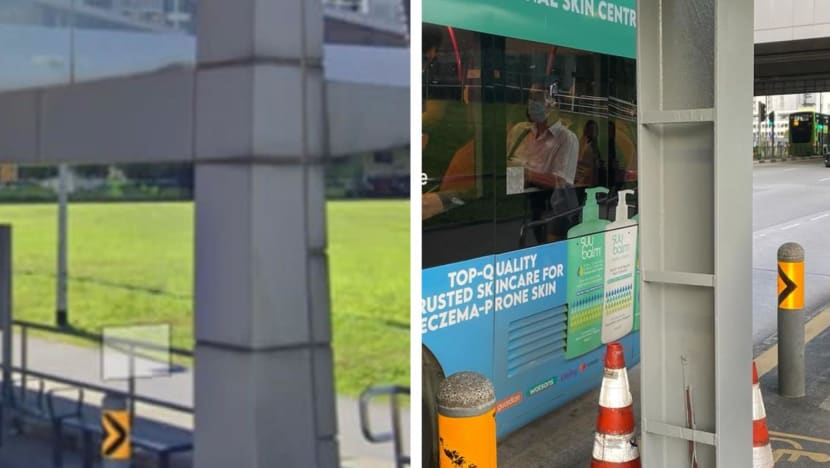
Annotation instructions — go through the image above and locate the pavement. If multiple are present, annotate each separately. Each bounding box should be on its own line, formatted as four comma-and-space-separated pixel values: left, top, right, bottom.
762, 315, 830, 466
496, 160, 830, 466
498, 305, 830, 467
498, 363, 642, 468
0, 333, 409, 468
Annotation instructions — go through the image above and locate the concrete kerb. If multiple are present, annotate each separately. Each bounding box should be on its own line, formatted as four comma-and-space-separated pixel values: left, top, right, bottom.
754, 155, 824, 165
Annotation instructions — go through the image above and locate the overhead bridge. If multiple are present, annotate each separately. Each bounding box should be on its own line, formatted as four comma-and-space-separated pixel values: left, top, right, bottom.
754, 0, 830, 95
755, 37, 830, 96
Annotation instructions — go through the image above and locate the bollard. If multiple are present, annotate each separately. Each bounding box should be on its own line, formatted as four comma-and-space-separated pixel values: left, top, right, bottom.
437, 371, 497, 468
777, 242, 805, 398
101, 393, 131, 467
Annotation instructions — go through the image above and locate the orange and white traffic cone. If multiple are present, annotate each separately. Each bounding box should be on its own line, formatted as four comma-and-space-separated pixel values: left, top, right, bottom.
591, 342, 641, 467
753, 362, 775, 467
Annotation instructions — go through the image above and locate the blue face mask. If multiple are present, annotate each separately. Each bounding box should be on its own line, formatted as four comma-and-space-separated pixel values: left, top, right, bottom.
528, 100, 547, 123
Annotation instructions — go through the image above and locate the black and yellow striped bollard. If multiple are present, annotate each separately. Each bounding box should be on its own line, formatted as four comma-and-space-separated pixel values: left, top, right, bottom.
778, 242, 805, 398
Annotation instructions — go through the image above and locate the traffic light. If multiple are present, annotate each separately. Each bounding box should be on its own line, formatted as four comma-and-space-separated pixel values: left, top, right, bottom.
768, 111, 775, 125
758, 102, 767, 125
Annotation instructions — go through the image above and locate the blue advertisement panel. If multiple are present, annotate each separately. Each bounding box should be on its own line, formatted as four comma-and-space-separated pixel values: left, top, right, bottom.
423, 232, 642, 436
492, 243, 568, 418
494, 243, 567, 315
422, 255, 495, 379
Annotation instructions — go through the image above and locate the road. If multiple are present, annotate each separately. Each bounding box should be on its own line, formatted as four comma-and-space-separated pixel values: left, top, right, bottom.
753, 158, 830, 353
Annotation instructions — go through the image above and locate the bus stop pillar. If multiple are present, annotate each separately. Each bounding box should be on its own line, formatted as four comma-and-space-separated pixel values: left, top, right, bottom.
638, 0, 754, 466
0, 225, 11, 447
192, 1, 338, 466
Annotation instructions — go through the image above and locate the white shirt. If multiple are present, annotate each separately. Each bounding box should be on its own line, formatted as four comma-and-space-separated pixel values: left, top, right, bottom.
507, 120, 579, 185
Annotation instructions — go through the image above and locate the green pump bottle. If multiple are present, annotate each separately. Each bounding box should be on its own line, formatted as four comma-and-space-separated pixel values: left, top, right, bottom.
565, 186, 609, 357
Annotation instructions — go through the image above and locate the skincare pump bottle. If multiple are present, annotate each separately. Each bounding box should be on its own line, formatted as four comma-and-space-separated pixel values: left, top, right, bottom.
601, 190, 637, 343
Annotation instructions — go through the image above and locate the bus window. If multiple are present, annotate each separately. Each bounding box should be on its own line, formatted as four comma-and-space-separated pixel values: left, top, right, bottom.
496, 39, 611, 251
422, 25, 495, 267
608, 56, 638, 196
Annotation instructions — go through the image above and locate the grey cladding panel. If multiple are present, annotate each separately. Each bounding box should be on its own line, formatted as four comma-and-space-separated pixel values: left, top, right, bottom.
0, 90, 39, 162
41, 69, 194, 163
660, 124, 715, 275
326, 81, 409, 156
662, 0, 715, 110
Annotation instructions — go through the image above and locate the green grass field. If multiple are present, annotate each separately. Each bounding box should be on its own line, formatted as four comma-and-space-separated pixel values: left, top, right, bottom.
0, 200, 409, 396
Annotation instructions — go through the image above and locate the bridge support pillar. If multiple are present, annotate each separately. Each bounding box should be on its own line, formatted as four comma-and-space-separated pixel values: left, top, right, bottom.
193, 1, 338, 466
638, 0, 754, 466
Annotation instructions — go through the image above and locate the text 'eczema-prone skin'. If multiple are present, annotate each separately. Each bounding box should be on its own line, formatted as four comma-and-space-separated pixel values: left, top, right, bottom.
422, 256, 566, 334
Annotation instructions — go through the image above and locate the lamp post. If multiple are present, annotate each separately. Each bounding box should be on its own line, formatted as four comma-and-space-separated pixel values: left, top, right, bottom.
56, 0, 76, 327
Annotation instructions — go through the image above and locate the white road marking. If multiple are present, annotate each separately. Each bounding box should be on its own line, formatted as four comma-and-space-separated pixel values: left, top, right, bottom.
781, 223, 801, 231
811, 214, 830, 222
820, 177, 830, 182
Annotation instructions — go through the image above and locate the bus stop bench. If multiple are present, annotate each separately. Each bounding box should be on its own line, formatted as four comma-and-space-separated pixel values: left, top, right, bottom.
61, 417, 192, 468
0, 377, 51, 437
47, 390, 192, 468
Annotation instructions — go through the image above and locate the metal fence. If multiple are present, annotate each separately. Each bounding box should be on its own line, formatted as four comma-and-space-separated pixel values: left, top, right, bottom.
754, 143, 791, 160
359, 385, 411, 468
0, 318, 194, 454
2, 320, 412, 466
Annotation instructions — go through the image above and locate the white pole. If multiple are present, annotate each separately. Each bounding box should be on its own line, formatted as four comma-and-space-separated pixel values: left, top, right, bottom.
56, 0, 76, 327
56, 165, 69, 327
69, 0, 76, 84
173, 0, 180, 29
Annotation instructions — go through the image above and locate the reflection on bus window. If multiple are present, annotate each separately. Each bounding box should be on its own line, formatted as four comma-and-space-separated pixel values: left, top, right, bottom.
500, 39, 609, 246
421, 23, 638, 265
422, 24, 484, 221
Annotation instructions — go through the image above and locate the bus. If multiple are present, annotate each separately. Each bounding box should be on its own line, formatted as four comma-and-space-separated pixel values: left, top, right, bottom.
421, 1, 639, 465
789, 111, 830, 157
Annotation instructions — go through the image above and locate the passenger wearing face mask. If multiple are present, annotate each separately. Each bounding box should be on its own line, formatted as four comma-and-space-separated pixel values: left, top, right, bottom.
507, 83, 580, 243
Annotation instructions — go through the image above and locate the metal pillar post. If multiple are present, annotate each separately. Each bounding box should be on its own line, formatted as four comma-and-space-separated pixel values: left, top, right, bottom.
56, 164, 69, 327
0, 225, 11, 446
193, 1, 338, 466
637, 0, 754, 466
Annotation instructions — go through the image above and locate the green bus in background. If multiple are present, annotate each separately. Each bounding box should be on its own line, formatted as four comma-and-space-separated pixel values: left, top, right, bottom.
789, 111, 830, 157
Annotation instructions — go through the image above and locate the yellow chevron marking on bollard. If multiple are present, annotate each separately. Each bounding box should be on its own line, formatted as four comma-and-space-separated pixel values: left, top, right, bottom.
777, 261, 804, 310
102, 410, 131, 460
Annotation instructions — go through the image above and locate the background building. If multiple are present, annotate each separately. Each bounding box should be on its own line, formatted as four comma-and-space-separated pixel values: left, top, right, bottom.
0, 0, 410, 199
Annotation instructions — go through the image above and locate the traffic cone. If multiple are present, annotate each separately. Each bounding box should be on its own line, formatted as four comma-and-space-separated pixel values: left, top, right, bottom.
591, 342, 640, 467
752, 362, 775, 467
